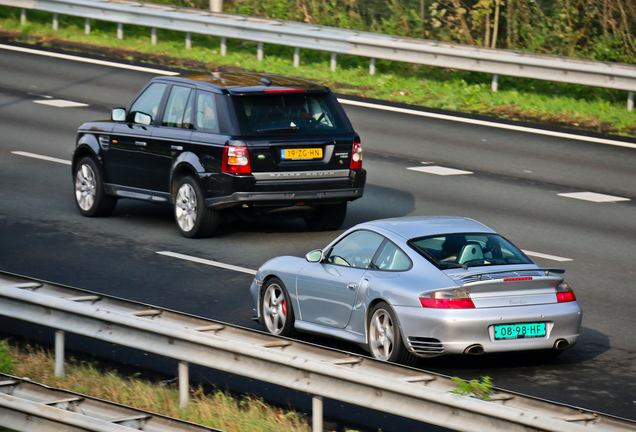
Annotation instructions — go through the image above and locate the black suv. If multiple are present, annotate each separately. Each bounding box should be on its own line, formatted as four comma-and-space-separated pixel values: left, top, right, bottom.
72, 73, 366, 237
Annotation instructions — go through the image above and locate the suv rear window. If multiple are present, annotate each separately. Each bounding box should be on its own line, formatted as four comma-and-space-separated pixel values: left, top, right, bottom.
231, 93, 350, 135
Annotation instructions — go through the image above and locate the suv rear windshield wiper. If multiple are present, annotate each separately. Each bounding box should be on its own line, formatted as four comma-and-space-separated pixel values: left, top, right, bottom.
256, 127, 300, 133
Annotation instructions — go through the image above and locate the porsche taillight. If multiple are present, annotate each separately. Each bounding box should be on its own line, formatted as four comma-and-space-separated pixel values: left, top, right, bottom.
222, 145, 251, 174
350, 140, 363, 170
556, 282, 576, 303
419, 289, 475, 309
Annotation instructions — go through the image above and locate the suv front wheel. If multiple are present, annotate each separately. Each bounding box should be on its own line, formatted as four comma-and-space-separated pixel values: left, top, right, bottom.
73, 156, 117, 217
174, 176, 219, 238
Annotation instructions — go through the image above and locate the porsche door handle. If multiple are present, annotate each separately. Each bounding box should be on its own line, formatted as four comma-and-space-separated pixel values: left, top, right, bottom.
346, 283, 357, 291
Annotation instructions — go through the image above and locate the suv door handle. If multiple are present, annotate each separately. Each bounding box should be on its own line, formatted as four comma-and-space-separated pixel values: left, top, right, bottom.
171, 145, 183, 151
135, 141, 147, 147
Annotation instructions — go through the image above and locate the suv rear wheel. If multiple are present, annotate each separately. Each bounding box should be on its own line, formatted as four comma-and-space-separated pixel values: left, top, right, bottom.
304, 202, 347, 231
73, 156, 117, 217
174, 176, 219, 238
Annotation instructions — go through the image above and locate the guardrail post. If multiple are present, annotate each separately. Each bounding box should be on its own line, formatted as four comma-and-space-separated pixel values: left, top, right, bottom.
151, 28, 157, 45
221, 37, 227, 56
312, 396, 323, 432
628, 91, 634, 112
178, 361, 189, 408
54, 330, 65, 377
20, 9, 26, 26
52, 13, 58, 31
257, 42, 264, 61
330, 53, 337, 71
186, 32, 192, 50
117, 23, 123, 40
370, 58, 376, 75
294, 47, 300, 67
492, 74, 499, 92
85, 18, 90, 35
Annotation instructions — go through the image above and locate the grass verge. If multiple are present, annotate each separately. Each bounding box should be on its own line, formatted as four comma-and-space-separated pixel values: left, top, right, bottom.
1, 6, 635, 137
0, 339, 316, 432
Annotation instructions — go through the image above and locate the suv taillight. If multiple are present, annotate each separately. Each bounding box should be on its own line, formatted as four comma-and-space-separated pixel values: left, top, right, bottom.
350, 140, 363, 170
222, 145, 251, 174
556, 282, 576, 303
419, 289, 475, 309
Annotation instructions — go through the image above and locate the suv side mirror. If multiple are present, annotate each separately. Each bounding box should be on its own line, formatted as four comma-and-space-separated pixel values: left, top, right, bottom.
111, 108, 126, 122
133, 112, 152, 126
306, 249, 324, 263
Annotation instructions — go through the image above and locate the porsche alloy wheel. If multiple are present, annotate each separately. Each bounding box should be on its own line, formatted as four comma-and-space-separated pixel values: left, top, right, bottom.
261, 278, 295, 337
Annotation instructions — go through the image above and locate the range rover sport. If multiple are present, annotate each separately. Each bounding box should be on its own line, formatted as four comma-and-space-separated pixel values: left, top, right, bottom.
72, 73, 366, 237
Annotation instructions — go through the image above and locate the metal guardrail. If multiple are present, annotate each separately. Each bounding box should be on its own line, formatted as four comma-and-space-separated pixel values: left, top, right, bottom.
0, 374, 223, 432
2, 0, 636, 111
1, 271, 636, 432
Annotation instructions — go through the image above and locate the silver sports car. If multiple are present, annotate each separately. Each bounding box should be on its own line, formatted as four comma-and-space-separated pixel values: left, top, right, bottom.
250, 216, 582, 364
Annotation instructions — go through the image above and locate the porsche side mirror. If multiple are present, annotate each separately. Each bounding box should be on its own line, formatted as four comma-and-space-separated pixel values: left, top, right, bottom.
306, 249, 324, 263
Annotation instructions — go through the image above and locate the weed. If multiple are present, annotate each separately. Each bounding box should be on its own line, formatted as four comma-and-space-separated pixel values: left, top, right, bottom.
450, 376, 494, 401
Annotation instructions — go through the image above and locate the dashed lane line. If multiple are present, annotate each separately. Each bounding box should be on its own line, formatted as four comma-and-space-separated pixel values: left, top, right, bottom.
34, 99, 88, 108
157, 251, 257, 275
558, 192, 630, 203
407, 165, 473, 176
11, 151, 71, 166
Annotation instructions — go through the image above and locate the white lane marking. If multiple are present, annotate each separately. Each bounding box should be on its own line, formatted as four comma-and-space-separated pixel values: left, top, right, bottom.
12, 151, 71, 166
558, 192, 630, 203
522, 250, 572, 262
407, 165, 473, 176
157, 251, 257, 275
0, 43, 179, 76
34, 99, 88, 108
338, 98, 636, 150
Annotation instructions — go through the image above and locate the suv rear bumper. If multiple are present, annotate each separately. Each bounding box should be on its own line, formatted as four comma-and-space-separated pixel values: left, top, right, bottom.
205, 187, 364, 209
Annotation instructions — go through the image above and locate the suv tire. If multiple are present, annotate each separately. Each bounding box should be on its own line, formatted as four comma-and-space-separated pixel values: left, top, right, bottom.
73, 156, 117, 217
174, 176, 219, 238
304, 202, 347, 231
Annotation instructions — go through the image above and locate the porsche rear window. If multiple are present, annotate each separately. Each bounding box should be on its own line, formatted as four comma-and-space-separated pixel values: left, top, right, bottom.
409, 233, 532, 269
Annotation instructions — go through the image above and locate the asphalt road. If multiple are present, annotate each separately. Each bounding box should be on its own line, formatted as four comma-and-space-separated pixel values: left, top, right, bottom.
1, 43, 635, 426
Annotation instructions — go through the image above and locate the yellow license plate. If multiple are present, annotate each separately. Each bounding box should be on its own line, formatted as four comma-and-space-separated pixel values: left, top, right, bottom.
282, 148, 323, 160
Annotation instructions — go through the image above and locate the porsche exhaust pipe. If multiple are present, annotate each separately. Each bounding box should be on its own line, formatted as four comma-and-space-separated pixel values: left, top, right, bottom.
554, 339, 570, 350
464, 344, 485, 355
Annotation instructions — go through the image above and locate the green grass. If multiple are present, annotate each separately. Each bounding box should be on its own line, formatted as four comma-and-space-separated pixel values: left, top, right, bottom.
0, 5, 635, 137
0, 339, 317, 432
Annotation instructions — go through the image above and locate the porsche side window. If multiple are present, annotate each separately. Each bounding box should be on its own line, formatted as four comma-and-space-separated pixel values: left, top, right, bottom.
327, 230, 384, 268
130, 82, 167, 124
372, 241, 412, 271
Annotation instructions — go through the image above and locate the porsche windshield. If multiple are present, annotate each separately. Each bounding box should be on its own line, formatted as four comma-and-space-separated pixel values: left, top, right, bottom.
408, 233, 533, 269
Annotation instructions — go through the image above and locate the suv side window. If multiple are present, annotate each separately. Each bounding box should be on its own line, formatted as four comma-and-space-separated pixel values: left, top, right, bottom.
327, 230, 385, 269
130, 82, 167, 124
162, 85, 194, 128
195, 91, 219, 133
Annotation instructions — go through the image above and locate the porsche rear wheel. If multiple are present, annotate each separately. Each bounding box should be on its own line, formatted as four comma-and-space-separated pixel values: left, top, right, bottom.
367, 302, 415, 365
261, 277, 295, 337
